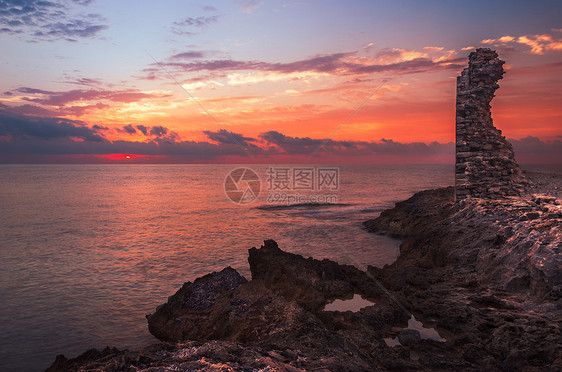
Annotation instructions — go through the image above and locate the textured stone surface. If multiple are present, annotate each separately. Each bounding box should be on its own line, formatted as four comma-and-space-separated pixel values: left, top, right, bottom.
455, 48, 529, 200
364, 184, 562, 371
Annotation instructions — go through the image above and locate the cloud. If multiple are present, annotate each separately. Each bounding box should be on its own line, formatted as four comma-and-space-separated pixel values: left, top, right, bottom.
136, 125, 148, 135
510, 136, 562, 156
203, 128, 256, 147
171, 15, 219, 36
0, 101, 59, 116
171, 51, 206, 59
0, 0, 107, 41
34, 19, 107, 39
5, 87, 171, 110
2, 110, 557, 164
122, 124, 137, 134
173, 16, 219, 28
0, 110, 252, 159
0, 110, 105, 142
236, 0, 262, 13
63, 77, 103, 86
149, 125, 168, 137
145, 51, 464, 84
259, 131, 454, 156
481, 33, 562, 55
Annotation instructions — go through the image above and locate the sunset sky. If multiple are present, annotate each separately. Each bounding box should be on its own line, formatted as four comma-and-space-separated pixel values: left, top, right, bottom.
1, 0, 561, 163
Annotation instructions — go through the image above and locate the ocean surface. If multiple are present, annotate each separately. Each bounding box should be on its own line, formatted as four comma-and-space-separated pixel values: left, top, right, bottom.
0, 164, 457, 371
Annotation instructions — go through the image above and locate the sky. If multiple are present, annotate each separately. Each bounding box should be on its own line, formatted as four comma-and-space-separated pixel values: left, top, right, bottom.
0, 0, 561, 163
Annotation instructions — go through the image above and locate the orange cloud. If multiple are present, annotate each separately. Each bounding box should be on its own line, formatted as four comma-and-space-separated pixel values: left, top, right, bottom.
481, 33, 562, 55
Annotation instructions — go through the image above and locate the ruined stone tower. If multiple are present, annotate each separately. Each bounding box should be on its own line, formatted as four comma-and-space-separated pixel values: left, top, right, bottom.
455, 48, 528, 201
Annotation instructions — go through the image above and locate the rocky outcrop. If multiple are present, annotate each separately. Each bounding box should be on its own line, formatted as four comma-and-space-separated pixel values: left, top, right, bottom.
47, 219, 561, 371
455, 48, 528, 200
144, 240, 419, 371
365, 185, 562, 371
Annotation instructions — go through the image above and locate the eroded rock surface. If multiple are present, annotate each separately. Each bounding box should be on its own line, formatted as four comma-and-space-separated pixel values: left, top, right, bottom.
47, 223, 561, 371
365, 186, 562, 371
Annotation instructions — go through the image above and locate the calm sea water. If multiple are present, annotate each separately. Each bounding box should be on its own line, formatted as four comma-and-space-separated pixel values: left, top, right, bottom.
0, 164, 454, 371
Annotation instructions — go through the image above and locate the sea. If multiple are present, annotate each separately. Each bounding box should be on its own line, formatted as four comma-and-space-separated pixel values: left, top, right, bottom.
0, 163, 466, 371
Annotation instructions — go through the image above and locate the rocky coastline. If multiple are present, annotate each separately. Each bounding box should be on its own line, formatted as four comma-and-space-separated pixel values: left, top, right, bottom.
45, 48, 561, 371
45, 173, 562, 371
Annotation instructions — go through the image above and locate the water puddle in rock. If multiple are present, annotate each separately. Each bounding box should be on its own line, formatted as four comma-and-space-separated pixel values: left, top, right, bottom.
384, 315, 446, 347
323, 294, 375, 312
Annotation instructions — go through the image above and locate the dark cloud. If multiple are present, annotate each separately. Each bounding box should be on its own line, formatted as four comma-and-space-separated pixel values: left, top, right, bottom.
0, 110, 455, 160
0, 0, 107, 41
71, 0, 93, 5
259, 131, 454, 156
0, 102, 59, 116
122, 124, 136, 134
511, 136, 562, 156
9, 86, 169, 107
34, 19, 107, 39
203, 128, 256, 147
114, 123, 179, 140
259, 131, 325, 154
149, 125, 168, 137
136, 125, 148, 135
171, 15, 219, 36
170, 29, 196, 37
173, 16, 219, 28
0, 110, 252, 159
2, 110, 556, 164
201, 5, 217, 12
171, 51, 206, 59
0, 26, 22, 34
64, 77, 102, 86
0, 110, 105, 142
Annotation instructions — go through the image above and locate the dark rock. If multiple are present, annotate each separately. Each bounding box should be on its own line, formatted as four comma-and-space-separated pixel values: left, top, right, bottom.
45, 346, 121, 372
364, 184, 562, 370
398, 329, 421, 346
248, 239, 385, 311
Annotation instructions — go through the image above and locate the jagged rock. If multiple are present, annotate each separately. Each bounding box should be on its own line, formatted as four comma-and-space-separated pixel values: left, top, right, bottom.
44, 341, 368, 372
455, 48, 529, 200
248, 239, 385, 311
364, 179, 562, 371
45, 347, 121, 372
398, 329, 421, 346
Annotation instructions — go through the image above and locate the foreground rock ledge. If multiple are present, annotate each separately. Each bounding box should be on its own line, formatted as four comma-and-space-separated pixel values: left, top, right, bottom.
48, 195, 562, 371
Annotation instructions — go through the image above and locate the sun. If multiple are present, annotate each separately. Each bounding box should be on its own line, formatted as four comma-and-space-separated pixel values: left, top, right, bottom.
125, 155, 131, 159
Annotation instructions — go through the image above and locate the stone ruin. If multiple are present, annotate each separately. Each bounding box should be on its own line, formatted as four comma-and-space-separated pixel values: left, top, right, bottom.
455, 48, 528, 201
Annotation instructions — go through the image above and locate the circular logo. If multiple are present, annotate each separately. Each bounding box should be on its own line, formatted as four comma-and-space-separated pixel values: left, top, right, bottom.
224, 167, 261, 204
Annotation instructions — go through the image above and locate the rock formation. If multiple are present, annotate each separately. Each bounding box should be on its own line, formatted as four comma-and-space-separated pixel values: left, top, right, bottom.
48, 228, 562, 371
364, 186, 562, 370
455, 48, 528, 201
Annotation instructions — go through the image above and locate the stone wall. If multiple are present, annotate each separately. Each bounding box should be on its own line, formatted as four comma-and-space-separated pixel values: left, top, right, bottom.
455, 48, 528, 201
